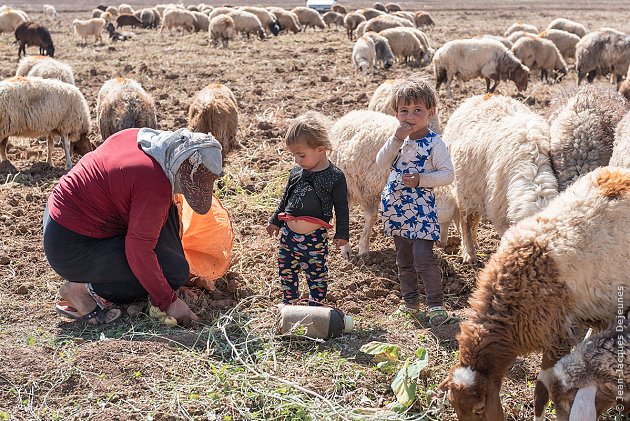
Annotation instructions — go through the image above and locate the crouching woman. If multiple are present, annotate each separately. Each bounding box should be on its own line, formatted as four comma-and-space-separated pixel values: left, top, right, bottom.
43, 127, 223, 326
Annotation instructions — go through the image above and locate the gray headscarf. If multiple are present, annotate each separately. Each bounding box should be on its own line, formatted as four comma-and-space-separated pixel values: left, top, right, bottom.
137, 128, 223, 193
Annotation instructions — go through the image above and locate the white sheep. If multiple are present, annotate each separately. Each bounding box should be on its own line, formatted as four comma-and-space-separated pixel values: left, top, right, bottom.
92, 8, 103, 19
191, 11, 209, 32
363, 14, 412, 33
16, 56, 75, 85
511, 35, 568, 82
322, 11, 344, 29
364, 31, 395, 70
43, 4, 57, 21
267, 7, 301, 34
228, 10, 264, 40
576, 29, 630, 85
239, 6, 280, 36
385, 3, 402, 12
506, 29, 531, 44
343, 11, 366, 40
610, 111, 630, 167
396, 27, 434, 64
329, 110, 456, 257
0, 9, 27, 34
105, 6, 119, 18
440, 166, 630, 421
547, 17, 588, 38
433, 38, 530, 98
72, 18, 106, 46
207, 7, 233, 20
0, 76, 91, 169
546, 321, 629, 420
96, 78, 157, 142
539, 28, 581, 62
209, 14, 235, 48
291, 7, 325, 32
358, 8, 386, 20
391, 11, 414, 24
379, 27, 425, 65
441, 94, 558, 264
188, 83, 239, 158
504, 22, 538, 37
118, 3, 134, 15
367, 79, 441, 133
355, 20, 369, 39
547, 84, 629, 191
160, 8, 196, 33
352, 34, 376, 75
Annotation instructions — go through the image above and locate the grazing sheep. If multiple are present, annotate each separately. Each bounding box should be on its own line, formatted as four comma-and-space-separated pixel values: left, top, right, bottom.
0, 9, 28, 34
118, 4, 134, 15
547, 17, 588, 38
372, 2, 387, 12
355, 20, 369, 39
511, 35, 568, 82
331, 4, 347, 14
367, 79, 441, 132
99, 11, 114, 24
322, 11, 344, 29
481, 34, 513, 49
0, 76, 91, 170
135, 8, 161, 29
14, 21, 54, 60
385, 3, 402, 12
267, 7, 301, 34
92, 8, 103, 18
352, 34, 376, 75
439, 166, 629, 421
379, 27, 426, 65
547, 84, 629, 190
397, 27, 434, 64
191, 11, 209, 32
291, 7, 325, 32
391, 11, 414, 24
116, 14, 143, 28
209, 14, 235, 48
610, 111, 630, 168
343, 11, 366, 40
358, 8, 386, 21
546, 321, 629, 420
96, 78, 157, 142
105, 6, 119, 18
72, 18, 106, 46
239, 6, 280, 36
576, 29, 630, 85
363, 14, 412, 33
441, 94, 558, 264
329, 110, 455, 257
208, 6, 233, 20
228, 10, 265, 40
187, 5, 200, 12
434, 38, 530, 98
160, 8, 196, 33
504, 22, 538, 37
539, 28, 581, 62
43, 4, 57, 21
16, 56, 74, 85
188, 83, 238, 158
365, 31, 394, 70
414, 11, 434, 28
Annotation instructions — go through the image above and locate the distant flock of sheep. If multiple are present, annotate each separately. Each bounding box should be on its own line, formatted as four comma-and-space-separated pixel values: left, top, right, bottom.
0, 3, 629, 420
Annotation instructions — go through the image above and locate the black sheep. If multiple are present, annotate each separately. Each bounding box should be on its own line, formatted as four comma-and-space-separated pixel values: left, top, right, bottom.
14, 21, 54, 60
116, 14, 143, 29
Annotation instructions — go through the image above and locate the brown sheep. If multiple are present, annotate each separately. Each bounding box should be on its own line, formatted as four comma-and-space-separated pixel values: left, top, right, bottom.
14, 21, 54, 60
188, 84, 239, 158
331, 4, 347, 14
414, 11, 434, 28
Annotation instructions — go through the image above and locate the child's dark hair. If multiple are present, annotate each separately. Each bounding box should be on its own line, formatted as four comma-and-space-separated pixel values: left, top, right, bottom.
389, 76, 438, 112
285, 111, 332, 150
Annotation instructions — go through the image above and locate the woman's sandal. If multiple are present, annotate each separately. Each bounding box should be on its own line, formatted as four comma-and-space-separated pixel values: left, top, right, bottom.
55, 301, 122, 326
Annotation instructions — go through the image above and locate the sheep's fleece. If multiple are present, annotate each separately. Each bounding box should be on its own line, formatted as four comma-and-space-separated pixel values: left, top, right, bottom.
137, 128, 223, 194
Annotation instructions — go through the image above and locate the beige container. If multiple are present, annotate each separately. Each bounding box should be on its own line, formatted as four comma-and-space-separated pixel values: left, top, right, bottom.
278, 305, 354, 339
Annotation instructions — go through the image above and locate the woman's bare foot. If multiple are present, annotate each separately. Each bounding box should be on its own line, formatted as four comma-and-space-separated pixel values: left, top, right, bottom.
58, 282, 120, 324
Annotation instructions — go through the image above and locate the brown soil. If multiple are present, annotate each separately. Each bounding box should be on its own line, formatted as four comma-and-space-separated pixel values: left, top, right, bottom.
1, 1, 628, 420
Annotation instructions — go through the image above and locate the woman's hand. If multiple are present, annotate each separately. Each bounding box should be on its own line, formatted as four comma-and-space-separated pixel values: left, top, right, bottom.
166, 297, 199, 326
395, 122, 412, 141
266, 223, 280, 237
402, 173, 420, 188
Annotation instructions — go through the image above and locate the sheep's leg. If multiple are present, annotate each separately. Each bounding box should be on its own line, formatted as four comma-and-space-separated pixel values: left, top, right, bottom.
534, 339, 575, 421
357, 204, 378, 256
484, 77, 491, 92
446, 76, 453, 99
46, 134, 54, 166
62, 135, 73, 170
459, 211, 479, 264
0, 137, 8, 162
489, 78, 499, 92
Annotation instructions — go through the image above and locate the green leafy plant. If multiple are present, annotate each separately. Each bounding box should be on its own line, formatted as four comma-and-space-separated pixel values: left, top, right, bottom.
360, 341, 429, 409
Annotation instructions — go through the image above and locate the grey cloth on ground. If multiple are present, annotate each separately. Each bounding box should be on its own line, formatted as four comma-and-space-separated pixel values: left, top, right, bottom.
137, 128, 223, 193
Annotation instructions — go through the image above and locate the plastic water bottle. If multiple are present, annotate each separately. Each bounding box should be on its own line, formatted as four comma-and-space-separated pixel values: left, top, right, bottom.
278, 305, 354, 339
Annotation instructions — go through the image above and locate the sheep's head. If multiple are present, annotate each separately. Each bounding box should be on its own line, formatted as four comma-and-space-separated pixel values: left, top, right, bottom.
384, 59, 393, 70
439, 365, 505, 421
71, 132, 93, 157
511, 63, 529, 92
269, 20, 280, 36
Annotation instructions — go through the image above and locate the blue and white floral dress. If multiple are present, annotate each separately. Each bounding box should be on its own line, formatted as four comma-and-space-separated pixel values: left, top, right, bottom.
381, 131, 440, 241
